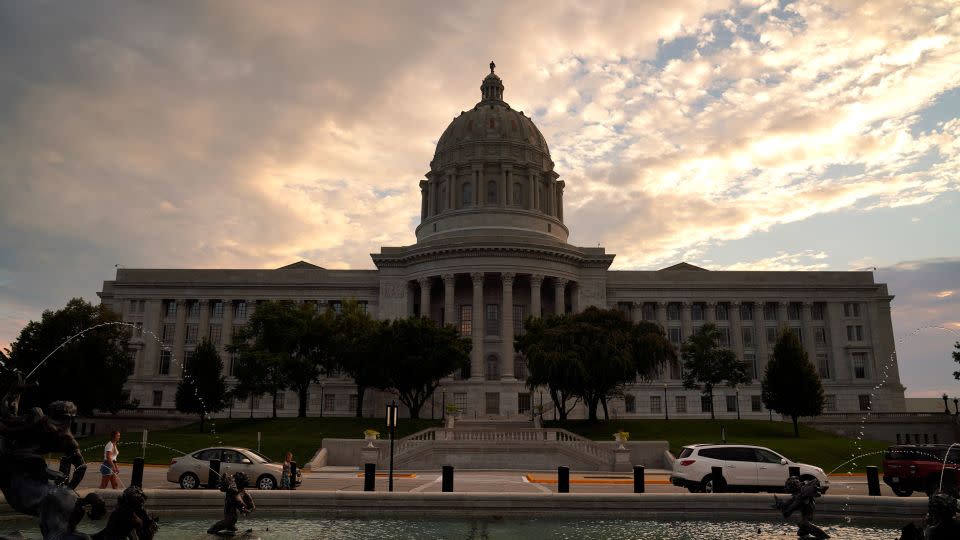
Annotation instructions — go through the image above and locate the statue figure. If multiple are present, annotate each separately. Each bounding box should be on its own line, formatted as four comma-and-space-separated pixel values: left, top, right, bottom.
899, 491, 960, 540
0, 369, 105, 539
772, 476, 830, 539
207, 472, 256, 537
91, 486, 159, 540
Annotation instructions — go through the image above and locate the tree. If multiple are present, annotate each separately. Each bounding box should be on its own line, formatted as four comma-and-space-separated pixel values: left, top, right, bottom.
762, 328, 825, 436
952, 341, 960, 381
6, 298, 136, 414
517, 315, 581, 420
567, 308, 640, 422
330, 300, 388, 417
379, 317, 470, 419
681, 323, 750, 420
175, 339, 229, 432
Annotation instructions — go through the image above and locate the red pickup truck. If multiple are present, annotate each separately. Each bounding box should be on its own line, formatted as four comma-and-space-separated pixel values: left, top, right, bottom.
882, 444, 959, 497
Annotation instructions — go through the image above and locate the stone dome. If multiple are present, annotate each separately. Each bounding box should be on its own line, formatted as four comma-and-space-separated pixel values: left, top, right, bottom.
416, 62, 567, 245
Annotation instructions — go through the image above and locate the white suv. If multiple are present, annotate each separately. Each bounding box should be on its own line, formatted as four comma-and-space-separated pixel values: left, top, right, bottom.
670, 444, 830, 493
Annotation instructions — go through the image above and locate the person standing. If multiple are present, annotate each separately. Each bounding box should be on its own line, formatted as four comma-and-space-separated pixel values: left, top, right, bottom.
280, 452, 293, 490
99, 430, 121, 489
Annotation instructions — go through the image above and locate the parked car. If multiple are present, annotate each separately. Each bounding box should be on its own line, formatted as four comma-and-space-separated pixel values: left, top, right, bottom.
882, 444, 959, 497
167, 447, 302, 490
670, 444, 830, 493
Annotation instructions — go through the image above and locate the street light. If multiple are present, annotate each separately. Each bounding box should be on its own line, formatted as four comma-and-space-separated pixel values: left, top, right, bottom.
735, 385, 741, 421
386, 400, 399, 492
441, 389, 446, 422
943, 393, 951, 414
954, 398, 959, 416
319, 382, 325, 418
663, 384, 668, 420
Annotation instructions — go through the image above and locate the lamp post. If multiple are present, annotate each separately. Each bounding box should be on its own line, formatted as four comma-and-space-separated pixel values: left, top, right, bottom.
954, 399, 959, 416
319, 382, 325, 418
663, 384, 668, 420
735, 385, 741, 421
441, 389, 446, 422
386, 400, 399, 492
943, 393, 951, 414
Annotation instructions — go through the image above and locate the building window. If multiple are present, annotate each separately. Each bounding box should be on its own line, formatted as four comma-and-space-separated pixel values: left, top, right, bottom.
790, 327, 802, 343
668, 327, 682, 346
816, 353, 830, 379
844, 302, 861, 317
745, 353, 757, 379
185, 324, 198, 344
642, 303, 655, 321
487, 181, 497, 203
133, 322, 143, 337
852, 352, 867, 378
164, 300, 177, 318
514, 305, 524, 335
152, 391, 163, 407
740, 303, 754, 321
691, 303, 704, 321
275, 392, 285, 410
211, 301, 224, 319
323, 393, 336, 412
513, 182, 522, 205
675, 396, 687, 413
514, 356, 528, 380
158, 350, 171, 375
726, 395, 737, 413
846, 325, 863, 341
701, 395, 712, 413
814, 327, 827, 346
667, 303, 680, 321
670, 359, 682, 380
716, 303, 728, 321
787, 303, 801, 320
348, 394, 358, 412
229, 354, 240, 377
188, 301, 200, 318
858, 394, 871, 411
625, 394, 636, 413
486, 304, 500, 336
209, 325, 222, 345
763, 303, 777, 321
485, 392, 499, 415
766, 327, 777, 344
458, 305, 472, 335
183, 350, 194, 369
650, 395, 662, 414
454, 393, 468, 414
824, 395, 837, 412
751, 395, 762, 412
485, 355, 500, 381
718, 327, 731, 347
518, 393, 531, 414
462, 182, 472, 205
162, 323, 175, 343
742, 327, 754, 348
812, 302, 825, 320
331, 301, 343, 315
234, 301, 247, 319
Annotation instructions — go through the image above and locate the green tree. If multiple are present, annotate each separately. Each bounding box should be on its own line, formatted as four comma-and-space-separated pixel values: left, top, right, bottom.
681, 323, 750, 420
762, 328, 825, 436
952, 341, 960, 381
517, 315, 581, 420
331, 300, 387, 417
175, 339, 229, 432
568, 308, 641, 422
379, 317, 470, 419
6, 298, 136, 413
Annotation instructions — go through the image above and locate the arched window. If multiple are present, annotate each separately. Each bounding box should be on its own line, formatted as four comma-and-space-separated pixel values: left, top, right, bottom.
513, 182, 522, 205
487, 181, 497, 203
462, 182, 472, 205
485, 355, 500, 381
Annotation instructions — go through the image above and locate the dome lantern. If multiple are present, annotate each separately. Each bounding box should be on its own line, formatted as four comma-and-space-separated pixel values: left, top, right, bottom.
481, 60, 504, 101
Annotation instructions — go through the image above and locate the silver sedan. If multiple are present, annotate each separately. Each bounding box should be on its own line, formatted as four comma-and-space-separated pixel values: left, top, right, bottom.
166, 447, 300, 490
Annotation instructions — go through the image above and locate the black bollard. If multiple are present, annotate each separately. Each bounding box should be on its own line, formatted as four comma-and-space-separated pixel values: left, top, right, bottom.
558, 466, 570, 493
866, 465, 881, 496
633, 465, 645, 494
131, 457, 145, 488
208, 459, 221, 488
442, 465, 454, 492
363, 463, 376, 492
788, 465, 800, 479
290, 461, 298, 490
944, 467, 960, 494
711, 466, 724, 493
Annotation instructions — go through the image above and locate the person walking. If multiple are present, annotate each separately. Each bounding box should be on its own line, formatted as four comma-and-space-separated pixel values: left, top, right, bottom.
280, 452, 293, 490
99, 430, 121, 489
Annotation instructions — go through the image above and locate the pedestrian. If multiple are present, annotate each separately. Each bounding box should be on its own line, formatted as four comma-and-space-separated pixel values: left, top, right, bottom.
280, 452, 293, 490
99, 430, 121, 489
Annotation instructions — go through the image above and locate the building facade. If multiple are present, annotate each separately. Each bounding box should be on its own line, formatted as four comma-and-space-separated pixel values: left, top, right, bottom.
99, 65, 905, 419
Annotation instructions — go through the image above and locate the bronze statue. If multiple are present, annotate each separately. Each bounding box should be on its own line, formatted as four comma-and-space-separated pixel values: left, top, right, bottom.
773, 476, 830, 539
207, 472, 256, 536
900, 491, 960, 540
90, 486, 159, 540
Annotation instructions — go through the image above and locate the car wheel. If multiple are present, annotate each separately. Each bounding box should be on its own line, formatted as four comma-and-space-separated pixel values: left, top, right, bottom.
701, 475, 726, 493
892, 486, 913, 497
179, 472, 199, 490
257, 474, 277, 490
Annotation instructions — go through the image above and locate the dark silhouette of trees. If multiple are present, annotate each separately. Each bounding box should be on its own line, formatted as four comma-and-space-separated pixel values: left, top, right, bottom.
762, 328, 825, 436
681, 323, 750, 420
175, 339, 228, 432
330, 300, 387, 417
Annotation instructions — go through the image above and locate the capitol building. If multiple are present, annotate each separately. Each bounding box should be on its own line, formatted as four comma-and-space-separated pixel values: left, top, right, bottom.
99, 65, 905, 420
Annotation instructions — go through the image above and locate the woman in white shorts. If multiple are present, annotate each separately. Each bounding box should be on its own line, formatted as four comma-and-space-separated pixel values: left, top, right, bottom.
99, 430, 121, 489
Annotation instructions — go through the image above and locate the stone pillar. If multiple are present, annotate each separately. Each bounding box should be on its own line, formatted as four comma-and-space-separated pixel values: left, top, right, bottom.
755, 300, 768, 374
681, 301, 692, 341
557, 182, 564, 221
221, 299, 234, 377
142, 299, 163, 377
554, 278, 567, 315
418, 277, 431, 320
777, 301, 789, 332
427, 180, 435, 216
801, 301, 816, 360
443, 274, 456, 327
172, 299, 187, 377
548, 181, 556, 216
530, 173, 538, 210
471, 273, 485, 379
501, 273, 515, 380
198, 299, 210, 345
706, 301, 716, 324
656, 301, 670, 379
630, 301, 642, 323
730, 301, 744, 364
420, 181, 428, 219
530, 274, 543, 318
501, 171, 508, 208
570, 282, 580, 313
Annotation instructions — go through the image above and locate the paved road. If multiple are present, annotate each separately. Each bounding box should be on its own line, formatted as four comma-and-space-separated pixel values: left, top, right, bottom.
76, 465, 926, 498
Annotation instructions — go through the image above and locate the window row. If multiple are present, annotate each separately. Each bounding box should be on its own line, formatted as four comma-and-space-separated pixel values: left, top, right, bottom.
158, 299, 366, 320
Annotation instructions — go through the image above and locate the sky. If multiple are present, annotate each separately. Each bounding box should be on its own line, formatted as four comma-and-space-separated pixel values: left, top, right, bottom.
1, 0, 958, 398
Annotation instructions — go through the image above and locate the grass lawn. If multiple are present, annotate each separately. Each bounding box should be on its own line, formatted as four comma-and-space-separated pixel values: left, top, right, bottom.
78, 417, 441, 466
547, 419, 889, 472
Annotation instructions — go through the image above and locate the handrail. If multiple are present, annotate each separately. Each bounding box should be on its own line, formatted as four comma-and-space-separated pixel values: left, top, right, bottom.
391, 427, 613, 465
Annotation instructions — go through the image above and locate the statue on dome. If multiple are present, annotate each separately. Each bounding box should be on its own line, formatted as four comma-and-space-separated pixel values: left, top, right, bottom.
490, 61, 495, 73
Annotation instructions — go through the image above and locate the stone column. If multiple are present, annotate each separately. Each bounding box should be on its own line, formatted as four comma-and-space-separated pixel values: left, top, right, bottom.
630, 302, 642, 323
777, 301, 789, 332
554, 278, 567, 315
755, 300, 768, 374
198, 298, 210, 345
548, 181, 556, 216
471, 273, 485, 379
420, 181, 428, 219
221, 299, 234, 377
172, 299, 187, 378
530, 173, 538, 209
730, 301, 744, 361
681, 301, 692, 342
427, 180, 435, 216
530, 274, 543, 318
442, 274, 456, 327
501, 272, 515, 380
656, 301, 671, 379
142, 299, 163, 377
706, 301, 716, 324
418, 277, 431, 319
801, 301, 816, 360
501, 171, 508, 208
557, 182, 564, 221
570, 281, 580, 313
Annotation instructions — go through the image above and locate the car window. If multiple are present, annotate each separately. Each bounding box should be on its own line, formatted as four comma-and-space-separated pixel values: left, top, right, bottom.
222, 450, 245, 463
698, 448, 725, 460
246, 450, 271, 463
755, 448, 783, 464
728, 447, 759, 462
193, 449, 221, 461
679, 448, 693, 459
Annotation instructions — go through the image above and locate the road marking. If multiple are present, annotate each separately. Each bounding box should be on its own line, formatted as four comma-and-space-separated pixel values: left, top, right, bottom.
410, 475, 441, 493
